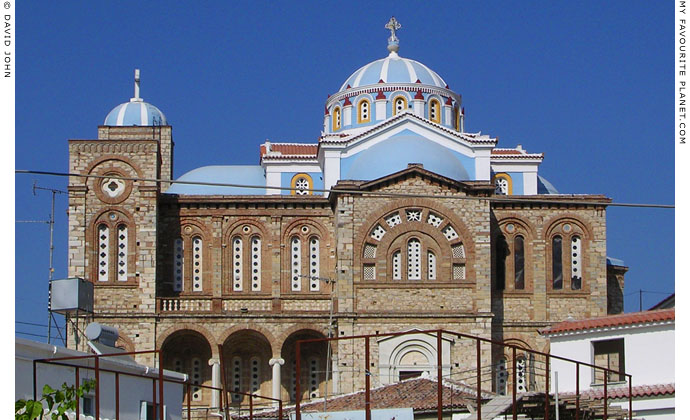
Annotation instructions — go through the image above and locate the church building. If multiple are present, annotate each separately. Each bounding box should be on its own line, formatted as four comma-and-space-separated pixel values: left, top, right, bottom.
66, 18, 628, 409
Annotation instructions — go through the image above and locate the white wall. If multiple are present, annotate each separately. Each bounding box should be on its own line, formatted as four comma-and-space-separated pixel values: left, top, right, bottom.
548, 323, 674, 393
16, 338, 185, 420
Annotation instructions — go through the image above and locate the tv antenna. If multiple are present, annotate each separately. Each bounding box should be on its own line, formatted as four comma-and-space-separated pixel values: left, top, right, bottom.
16, 181, 67, 344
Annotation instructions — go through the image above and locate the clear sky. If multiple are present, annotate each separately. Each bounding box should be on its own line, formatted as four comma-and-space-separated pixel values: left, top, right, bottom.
14, 2, 674, 343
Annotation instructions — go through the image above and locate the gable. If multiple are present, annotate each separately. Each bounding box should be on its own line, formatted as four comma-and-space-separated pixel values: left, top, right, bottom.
340, 129, 474, 181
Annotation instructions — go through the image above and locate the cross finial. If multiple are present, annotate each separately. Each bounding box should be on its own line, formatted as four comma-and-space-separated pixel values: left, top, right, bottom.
131, 68, 143, 102
385, 16, 402, 55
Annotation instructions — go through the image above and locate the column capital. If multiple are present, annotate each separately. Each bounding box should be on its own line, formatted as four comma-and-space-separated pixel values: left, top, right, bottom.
208, 358, 220, 366
269, 357, 285, 366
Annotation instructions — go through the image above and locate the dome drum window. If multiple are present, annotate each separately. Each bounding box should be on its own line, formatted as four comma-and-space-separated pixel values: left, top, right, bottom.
358, 99, 371, 123
393, 96, 408, 115
332, 107, 341, 131
429, 98, 441, 123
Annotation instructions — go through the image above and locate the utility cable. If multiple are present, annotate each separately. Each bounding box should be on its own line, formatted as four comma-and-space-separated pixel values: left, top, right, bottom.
15, 169, 675, 209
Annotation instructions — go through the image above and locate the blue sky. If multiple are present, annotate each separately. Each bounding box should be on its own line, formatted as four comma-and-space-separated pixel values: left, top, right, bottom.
14, 2, 674, 342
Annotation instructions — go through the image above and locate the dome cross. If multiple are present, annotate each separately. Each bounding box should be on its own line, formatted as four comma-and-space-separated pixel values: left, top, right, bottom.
385, 16, 402, 54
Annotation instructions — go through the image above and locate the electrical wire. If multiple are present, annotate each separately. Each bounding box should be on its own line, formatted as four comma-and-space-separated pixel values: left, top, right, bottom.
16, 320, 65, 329
15, 169, 674, 209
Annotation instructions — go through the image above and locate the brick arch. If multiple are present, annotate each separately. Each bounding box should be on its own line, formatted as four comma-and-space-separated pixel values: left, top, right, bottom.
276, 325, 329, 351
495, 214, 537, 239
115, 332, 135, 353
543, 214, 593, 240
355, 198, 474, 260
157, 324, 218, 359
223, 218, 270, 241
281, 218, 331, 244
178, 218, 213, 239
217, 325, 278, 356
84, 155, 144, 181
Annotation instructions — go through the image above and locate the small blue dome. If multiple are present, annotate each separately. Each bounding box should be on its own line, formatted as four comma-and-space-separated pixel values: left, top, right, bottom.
339, 54, 447, 92
104, 100, 167, 126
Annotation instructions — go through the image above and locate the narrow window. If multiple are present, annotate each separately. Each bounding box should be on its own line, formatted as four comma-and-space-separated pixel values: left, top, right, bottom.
332, 107, 341, 131
291, 237, 301, 291
250, 357, 261, 393
173, 238, 183, 292
232, 357, 242, 402
192, 358, 202, 401
309, 237, 320, 291
496, 358, 508, 395
392, 251, 401, 280
514, 235, 525, 290
495, 176, 510, 195
516, 356, 528, 392
407, 238, 421, 280
454, 107, 460, 131
571, 235, 582, 290
358, 99, 370, 123
97, 224, 109, 282
552, 236, 563, 290
192, 236, 203, 291
251, 236, 261, 291
427, 251, 436, 280
496, 235, 507, 290
309, 358, 319, 398
232, 237, 243, 291
429, 99, 441, 123
116, 225, 128, 281
393, 96, 407, 115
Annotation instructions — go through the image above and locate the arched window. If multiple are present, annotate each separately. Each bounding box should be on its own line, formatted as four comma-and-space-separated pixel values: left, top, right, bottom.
429, 98, 441, 123
496, 357, 508, 395
232, 236, 243, 291
250, 236, 262, 291
454, 107, 460, 131
552, 235, 563, 290
250, 357, 261, 393
358, 99, 370, 123
332, 107, 341, 131
427, 251, 436, 280
291, 236, 302, 291
94, 212, 134, 284
231, 357, 242, 402
407, 238, 421, 280
309, 357, 320, 399
172, 227, 206, 293
496, 234, 507, 290
571, 236, 582, 290
291, 173, 313, 195
393, 96, 407, 116
493, 173, 512, 195
192, 357, 203, 401
514, 235, 525, 290
392, 250, 402, 280
309, 236, 320, 291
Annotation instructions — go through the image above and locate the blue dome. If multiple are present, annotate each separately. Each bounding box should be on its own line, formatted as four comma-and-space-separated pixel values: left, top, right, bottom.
339, 54, 447, 92
166, 165, 266, 195
104, 100, 167, 126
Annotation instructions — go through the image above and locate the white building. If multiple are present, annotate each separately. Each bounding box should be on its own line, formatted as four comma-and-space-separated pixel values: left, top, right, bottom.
15, 338, 187, 420
541, 308, 674, 419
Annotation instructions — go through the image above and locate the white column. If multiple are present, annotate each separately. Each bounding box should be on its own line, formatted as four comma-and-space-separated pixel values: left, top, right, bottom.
210, 359, 221, 409
443, 104, 452, 127
413, 96, 424, 117
269, 357, 285, 406
343, 104, 353, 128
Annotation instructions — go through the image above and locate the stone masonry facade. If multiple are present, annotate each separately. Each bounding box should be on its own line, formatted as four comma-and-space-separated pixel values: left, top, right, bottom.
66, 126, 626, 408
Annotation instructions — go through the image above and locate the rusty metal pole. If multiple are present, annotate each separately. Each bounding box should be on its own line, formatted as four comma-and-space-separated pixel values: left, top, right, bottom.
365, 336, 371, 420
159, 355, 165, 420
628, 375, 632, 420
250, 393, 253, 420
512, 347, 517, 420
152, 376, 157, 419
296, 341, 302, 420
76, 367, 80, 419
279, 399, 283, 420
604, 370, 608, 420
575, 363, 579, 420
33, 360, 37, 401
187, 384, 191, 420
544, 355, 549, 420
95, 356, 100, 419
476, 339, 481, 420
115, 372, 119, 420
437, 331, 442, 420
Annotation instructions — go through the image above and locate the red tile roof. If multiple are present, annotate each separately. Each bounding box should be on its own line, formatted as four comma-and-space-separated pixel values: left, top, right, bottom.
541, 309, 674, 335
260, 143, 318, 159
564, 383, 674, 400
242, 377, 486, 418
